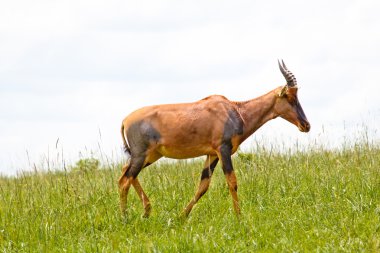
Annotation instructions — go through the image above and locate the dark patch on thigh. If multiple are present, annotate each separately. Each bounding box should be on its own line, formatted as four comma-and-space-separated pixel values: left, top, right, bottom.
127, 120, 161, 156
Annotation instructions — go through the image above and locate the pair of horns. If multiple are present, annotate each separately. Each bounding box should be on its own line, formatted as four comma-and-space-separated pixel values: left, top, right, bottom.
278, 59, 297, 87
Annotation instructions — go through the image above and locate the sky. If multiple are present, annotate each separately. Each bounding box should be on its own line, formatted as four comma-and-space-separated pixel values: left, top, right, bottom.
1, 0, 379, 176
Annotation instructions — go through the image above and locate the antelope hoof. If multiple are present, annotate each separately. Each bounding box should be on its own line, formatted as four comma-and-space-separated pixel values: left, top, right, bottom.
180, 209, 191, 219
120, 206, 127, 216
142, 204, 152, 218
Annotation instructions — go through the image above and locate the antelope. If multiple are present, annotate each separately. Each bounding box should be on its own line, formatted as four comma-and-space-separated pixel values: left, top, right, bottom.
119, 60, 310, 217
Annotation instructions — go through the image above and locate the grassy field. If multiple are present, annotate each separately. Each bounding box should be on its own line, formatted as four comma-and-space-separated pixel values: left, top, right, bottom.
0, 143, 380, 252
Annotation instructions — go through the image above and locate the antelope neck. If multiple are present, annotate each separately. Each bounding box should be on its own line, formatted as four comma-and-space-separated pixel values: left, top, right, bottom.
237, 89, 279, 141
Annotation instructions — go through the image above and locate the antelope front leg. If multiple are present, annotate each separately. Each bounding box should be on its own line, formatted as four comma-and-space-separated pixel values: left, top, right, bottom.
183, 156, 219, 217
218, 145, 241, 215
225, 170, 240, 215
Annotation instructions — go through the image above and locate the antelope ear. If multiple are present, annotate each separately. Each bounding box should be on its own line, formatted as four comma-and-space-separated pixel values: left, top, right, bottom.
278, 85, 288, 97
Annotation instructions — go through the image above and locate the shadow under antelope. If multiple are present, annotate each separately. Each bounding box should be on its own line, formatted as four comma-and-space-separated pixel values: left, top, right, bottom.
119, 60, 310, 217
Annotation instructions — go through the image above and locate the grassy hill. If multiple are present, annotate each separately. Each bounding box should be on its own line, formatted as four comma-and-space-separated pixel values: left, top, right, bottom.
1, 143, 380, 252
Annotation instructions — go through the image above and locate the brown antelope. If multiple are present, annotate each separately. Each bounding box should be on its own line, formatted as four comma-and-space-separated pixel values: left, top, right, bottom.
119, 60, 310, 217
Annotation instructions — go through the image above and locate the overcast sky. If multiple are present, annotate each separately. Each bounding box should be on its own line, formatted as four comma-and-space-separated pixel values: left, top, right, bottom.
1, 0, 379, 175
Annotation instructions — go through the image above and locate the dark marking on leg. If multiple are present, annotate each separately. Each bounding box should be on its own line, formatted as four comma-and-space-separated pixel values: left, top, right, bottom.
200, 169, 210, 180
200, 157, 218, 180
218, 145, 241, 215
220, 143, 233, 174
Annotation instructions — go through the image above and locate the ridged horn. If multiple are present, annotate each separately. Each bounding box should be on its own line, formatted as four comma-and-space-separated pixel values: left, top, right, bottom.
278, 59, 297, 87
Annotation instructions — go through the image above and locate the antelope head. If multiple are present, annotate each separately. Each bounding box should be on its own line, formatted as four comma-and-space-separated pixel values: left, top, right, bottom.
274, 60, 310, 132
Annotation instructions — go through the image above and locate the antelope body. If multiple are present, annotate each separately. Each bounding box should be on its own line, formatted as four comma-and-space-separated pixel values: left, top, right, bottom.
119, 60, 310, 217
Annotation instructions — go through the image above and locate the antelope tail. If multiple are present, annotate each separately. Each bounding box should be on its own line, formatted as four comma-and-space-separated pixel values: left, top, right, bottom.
121, 124, 131, 155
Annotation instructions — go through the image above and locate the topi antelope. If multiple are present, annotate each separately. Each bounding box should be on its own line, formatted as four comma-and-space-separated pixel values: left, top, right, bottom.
119, 60, 310, 217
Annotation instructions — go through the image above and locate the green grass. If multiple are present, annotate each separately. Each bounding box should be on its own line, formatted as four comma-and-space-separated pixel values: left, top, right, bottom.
1, 143, 380, 252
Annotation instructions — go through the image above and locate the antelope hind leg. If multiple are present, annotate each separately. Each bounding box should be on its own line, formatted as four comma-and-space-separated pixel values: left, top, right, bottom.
132, 178, 151, 218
